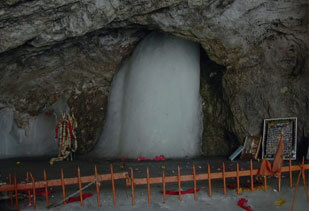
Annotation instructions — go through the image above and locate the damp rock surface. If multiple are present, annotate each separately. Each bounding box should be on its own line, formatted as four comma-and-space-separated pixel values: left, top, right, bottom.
0, 0, 308, 156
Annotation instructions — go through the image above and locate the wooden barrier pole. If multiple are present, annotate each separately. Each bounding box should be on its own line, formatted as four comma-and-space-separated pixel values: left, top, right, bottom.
130, 168, 135, 206
277, 171, 281, 192
77, 167, 84, 208
43, 169, 49, 207
27, 172, 32, 205
192, 165, 197, 200
60, 168, 66, 204
264, 176, 267, 192
236, 163, 240, 194
147, 168, 151, 204
94, 165, 101, 207
250, 160, 254, 191
162, 168, 166, 201
178, 166, 182, 201
291, 170, 302, 211
222, 162, 226, 195
289, 158, 293, 188
208, 164, 212, 197
14, 173, 18, 210
30, 172, 37, 210
110, 164, 117, 205
9, 173, 13, 208
301, 157, 309, 201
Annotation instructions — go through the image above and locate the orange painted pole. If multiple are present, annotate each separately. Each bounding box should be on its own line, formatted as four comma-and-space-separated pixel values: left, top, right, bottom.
77, 167, 84, 208
130, 168, 135, 206
110, 164, 117, 205
277, 171, 281, 192
178, 166, 182, 201
208, 163, 212, 197
94, 165, 101, 207
43, 169, 49, 207
27, 172, 32, 205
291, 170, 302, 211
193, 165, 197, 200
14, 173, 18, 210
264, 176, 267, 192
289, 158, 293, 188
60, 168, 66, 204
147, 168, 151, 204
222, 162, 226, 195
162, 168, 166, 201
301, 157, 309, 201
236, 163, 240, 195
9, 173, 13, 208
250, 160, 254, 191
30, 173, 36, 210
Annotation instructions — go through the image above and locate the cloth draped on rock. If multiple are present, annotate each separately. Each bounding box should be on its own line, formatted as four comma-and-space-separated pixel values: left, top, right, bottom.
50, 113, 78, 162
258, 133, 284, 176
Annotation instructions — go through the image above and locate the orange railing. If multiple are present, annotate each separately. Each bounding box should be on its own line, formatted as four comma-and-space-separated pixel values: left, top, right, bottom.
0, 159, 308, 210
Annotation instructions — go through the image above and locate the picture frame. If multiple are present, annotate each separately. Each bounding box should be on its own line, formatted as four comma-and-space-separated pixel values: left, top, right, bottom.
262, 117, 297, 160
240, 136, 262, 160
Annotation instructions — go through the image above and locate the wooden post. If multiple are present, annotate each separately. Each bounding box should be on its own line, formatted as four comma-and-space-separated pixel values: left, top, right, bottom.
110, 164, 117, 205
208, 163, 212, 197
291, 170, 302, 211
277, 171, 281, 192
236, 163, 240, 195
289, 158, 293, 188
222, 162, 226, 195
178, 166, 182, 201
27, 172, 32, 205
9, 173, 13, 208
60, 168, 66, 204
147, 168, 151, 204
130, 168, 135, 206
30, 173, 37, 210
192, 165, 197, 200
250, 160, 254, 191
77, 167, 84, 208
43, 169, 49, 207
14, 173, 18, 210
94, 165, 101, 207
301, 157, 309, 201
264, 176, 267, 192
162, 168, 166, 201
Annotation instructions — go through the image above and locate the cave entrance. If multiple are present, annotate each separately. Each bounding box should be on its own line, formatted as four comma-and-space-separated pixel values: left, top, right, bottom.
94, 32, 202, 158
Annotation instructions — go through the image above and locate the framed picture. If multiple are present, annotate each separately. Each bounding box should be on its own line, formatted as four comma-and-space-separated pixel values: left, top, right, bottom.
240, 136, 262, 160
262, 117, 297, 160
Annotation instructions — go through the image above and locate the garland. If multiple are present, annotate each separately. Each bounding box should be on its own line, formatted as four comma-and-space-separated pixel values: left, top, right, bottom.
50, 113, 78, 162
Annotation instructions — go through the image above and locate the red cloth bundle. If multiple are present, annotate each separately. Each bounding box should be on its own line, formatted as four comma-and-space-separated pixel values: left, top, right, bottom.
162, 188, 201, 195
66, 193, 93, 203
237, 198, 253, 211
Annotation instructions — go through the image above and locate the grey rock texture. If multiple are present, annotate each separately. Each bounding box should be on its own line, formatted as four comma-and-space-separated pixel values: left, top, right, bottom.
0, 0, 308, 156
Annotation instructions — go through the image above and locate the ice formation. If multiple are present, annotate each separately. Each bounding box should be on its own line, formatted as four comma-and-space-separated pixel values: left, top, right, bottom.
94, 32, 202, 158
0, 98, 69, 159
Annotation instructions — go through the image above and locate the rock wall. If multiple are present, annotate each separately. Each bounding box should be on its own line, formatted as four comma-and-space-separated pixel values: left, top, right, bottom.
0, 0, 308, 156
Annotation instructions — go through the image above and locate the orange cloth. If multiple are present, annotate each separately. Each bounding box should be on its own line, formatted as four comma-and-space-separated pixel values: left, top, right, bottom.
258, 135, 284, 176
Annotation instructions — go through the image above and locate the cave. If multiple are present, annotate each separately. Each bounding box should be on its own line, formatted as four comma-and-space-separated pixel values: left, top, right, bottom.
0, 1, 308, 210
0, 1, 307, 161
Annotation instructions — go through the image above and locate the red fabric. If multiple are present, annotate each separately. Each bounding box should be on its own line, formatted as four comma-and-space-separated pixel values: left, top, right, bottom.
120, 158, 126, 162
237, 198, 253, 211
21, 188, 54, 197
162, 188, 201, 195
152, 155, 165, 161
66, 193, 93, 203
137, 156, 147, 161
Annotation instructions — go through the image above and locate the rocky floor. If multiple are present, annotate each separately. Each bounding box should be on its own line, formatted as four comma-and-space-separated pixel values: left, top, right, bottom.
0, 157, 308, 210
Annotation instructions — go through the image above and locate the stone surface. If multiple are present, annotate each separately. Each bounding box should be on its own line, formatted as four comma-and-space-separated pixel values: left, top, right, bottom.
0, 0, 308, 156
